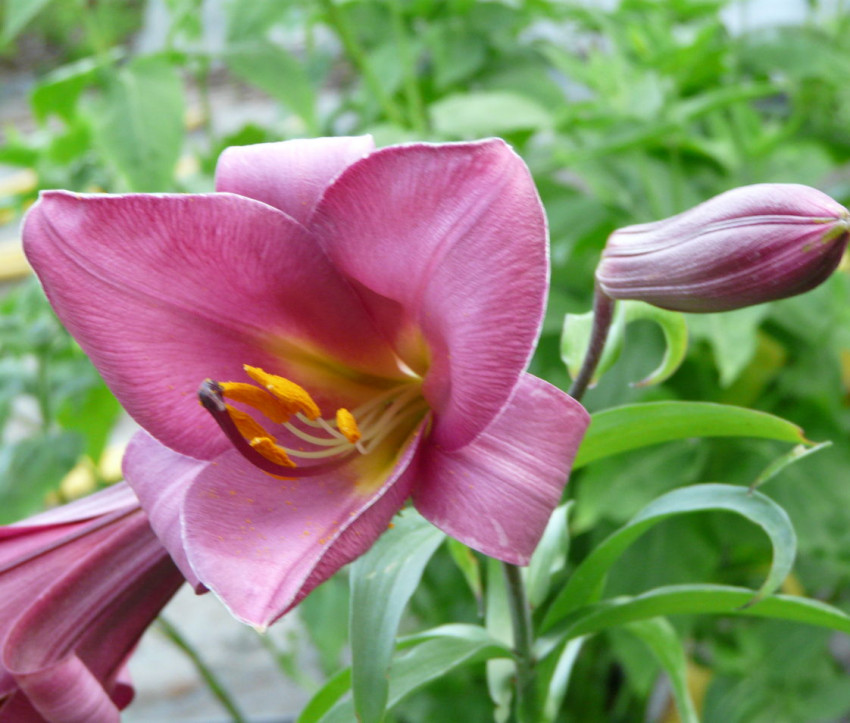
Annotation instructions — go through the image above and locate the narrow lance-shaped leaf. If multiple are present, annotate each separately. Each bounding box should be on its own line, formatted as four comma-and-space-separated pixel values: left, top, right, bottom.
749, 441, 832, 492
349, 511, 445, 723
539, 636, 585, 723
486, 556, 514, 722
301, 625, 512, 723
623, 301, 688, 387
543, 484, 796, 629
537, 584, 850, 661
574, 401, 810, 470
623, 618, 699, 723
526, 502, 572, 609
561, 305, 625, 387
446, 538, 484, 614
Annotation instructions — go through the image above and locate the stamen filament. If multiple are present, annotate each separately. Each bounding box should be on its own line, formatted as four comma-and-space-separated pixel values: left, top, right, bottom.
283, 421, 346, 447
198, 380, 353, 477
360, 400, 430, 454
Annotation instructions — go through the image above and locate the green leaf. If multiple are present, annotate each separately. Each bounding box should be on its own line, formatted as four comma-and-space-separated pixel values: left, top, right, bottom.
384, 633, 510, 712
225, 42, 317, 132
624, 618, 699, 723
446, 538, 483, 613
526, 502, 572, 608
687, 306, 769, 387
540, 637, 585, 722
0, 431, 83, 523
89, 56, 185, 192
297, 667, 351, 723
562, 300, 688, 389
3, 0, 54, 40
623, 301, 688, 387
299, 575, 349, 676
561, 306, 625, 386
485, 557, 514, 722
56, 382, 120, 462
431, 91, 553, 138
574, 401, 809, 470
543, 484, 796, 629
538, 584, 850, 660
314, 626, 511, 723
749, 441, 833, 492
31, 51, 123, 124
348, 510, 444, 723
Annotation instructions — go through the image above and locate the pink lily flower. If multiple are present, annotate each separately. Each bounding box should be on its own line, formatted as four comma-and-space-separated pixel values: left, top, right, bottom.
23, 136, 589, 628
0, 483, 186, 723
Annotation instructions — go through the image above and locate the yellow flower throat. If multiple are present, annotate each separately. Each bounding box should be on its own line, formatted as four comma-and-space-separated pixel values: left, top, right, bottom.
198, 365, 427, 478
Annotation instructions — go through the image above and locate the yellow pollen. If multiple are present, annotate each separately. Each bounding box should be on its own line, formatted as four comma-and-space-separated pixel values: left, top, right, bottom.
226, 405, 275, 442
244, 365, 322, 420
249, 436, 296, 468
335, 408, 361, 443
221, 382, 290, 424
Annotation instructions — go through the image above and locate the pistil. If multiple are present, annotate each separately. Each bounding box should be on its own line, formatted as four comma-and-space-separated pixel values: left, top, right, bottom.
198, 365, 428, 478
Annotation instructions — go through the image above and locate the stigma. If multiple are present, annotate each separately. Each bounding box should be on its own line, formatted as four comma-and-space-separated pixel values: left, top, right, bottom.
198, 365, 426, 478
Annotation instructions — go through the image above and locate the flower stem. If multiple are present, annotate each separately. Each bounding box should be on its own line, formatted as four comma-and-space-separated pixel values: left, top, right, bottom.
318, 0, 408, 127
568, 283, 616, 403
156, 616, 247, 723
387, 0, 427, 133
501, 561, 538, 722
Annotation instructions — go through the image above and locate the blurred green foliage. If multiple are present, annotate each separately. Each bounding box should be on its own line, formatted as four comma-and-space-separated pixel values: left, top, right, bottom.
2, 0, 850, 720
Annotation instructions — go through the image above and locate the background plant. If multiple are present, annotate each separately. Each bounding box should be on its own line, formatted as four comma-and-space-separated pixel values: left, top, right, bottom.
2, 0, 850, 720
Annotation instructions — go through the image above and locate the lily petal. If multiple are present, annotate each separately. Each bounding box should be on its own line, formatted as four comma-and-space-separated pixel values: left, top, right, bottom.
24, 191, 402, 460
313, 139, 548, 450
412, 374, 589, 564
215, 136, 375, 225
1, 509, 183, 723
180, 424, 426, 628
122, 431, 207, 590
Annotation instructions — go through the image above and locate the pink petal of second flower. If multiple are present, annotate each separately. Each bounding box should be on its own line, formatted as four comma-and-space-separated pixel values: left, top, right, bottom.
215, 136, 375, 225
24, 191, 402, 460
122, 431, 208, 590
413, 374, 589, 564
181, 425, 426, 628
313, 139, 549, 451
2, 513, 183, 723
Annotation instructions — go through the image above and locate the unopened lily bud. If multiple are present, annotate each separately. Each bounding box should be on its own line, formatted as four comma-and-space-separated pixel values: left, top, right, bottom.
596, 184, 850, 312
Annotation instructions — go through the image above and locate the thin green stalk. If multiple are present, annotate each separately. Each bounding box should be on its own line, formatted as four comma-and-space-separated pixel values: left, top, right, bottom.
318, 0, 407, 127
502, 561, 538, 722
387, 0, 427, 133
157, 616, 247, 723
35, 354, 51, 433
256, 631, 318, 691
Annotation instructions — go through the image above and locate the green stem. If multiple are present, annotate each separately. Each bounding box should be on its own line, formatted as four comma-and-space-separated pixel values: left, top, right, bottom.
387, 0, 427, 132
35, 353, 52, 432
256, 631, 318, 691
568, 283, 616, 403
318, 0, 407, 127
501, 561, 538, 722
157, 616, 247, 723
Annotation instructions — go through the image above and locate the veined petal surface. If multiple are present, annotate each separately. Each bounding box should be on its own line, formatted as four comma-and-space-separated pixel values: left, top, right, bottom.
413, 374, 589, 564
180, 424, 426, 628
313, 139, 549, 450
23, 191, 402, 460
122, 432, 207, 590
1, 510, 183, 722
215, 136, 375, 225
